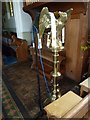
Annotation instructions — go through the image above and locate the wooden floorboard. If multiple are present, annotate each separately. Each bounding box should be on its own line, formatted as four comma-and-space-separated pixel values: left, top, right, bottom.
2, 60, 80, 119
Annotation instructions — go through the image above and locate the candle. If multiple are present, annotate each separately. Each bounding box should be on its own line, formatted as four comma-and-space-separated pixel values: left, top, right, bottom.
37, 33, 42, 49
62, 27, 65, 44
50, 12, 56, 48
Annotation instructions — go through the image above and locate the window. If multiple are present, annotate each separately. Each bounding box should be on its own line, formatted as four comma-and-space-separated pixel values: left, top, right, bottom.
8, 0, 14, 17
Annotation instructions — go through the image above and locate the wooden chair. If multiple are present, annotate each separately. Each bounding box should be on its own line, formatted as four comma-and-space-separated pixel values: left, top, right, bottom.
80, 77, 90, 96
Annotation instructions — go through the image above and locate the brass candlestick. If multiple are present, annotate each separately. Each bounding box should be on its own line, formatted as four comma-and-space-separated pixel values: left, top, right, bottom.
39, 7, 73, 101
51, 49, 61, 101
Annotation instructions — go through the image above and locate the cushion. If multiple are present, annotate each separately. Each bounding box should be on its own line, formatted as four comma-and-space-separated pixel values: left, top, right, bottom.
44, 91, 82, 118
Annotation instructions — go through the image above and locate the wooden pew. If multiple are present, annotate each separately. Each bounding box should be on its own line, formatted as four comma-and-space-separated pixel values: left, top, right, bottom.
11, 35, 29, 62
29, 36, 66, 80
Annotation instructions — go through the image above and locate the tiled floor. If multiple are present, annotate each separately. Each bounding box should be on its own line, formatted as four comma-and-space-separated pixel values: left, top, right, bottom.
0, 77, 2, 119
2, 82, 23, 119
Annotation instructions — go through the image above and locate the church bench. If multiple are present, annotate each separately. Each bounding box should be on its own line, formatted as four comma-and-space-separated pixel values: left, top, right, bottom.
11, 35, 29, 62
